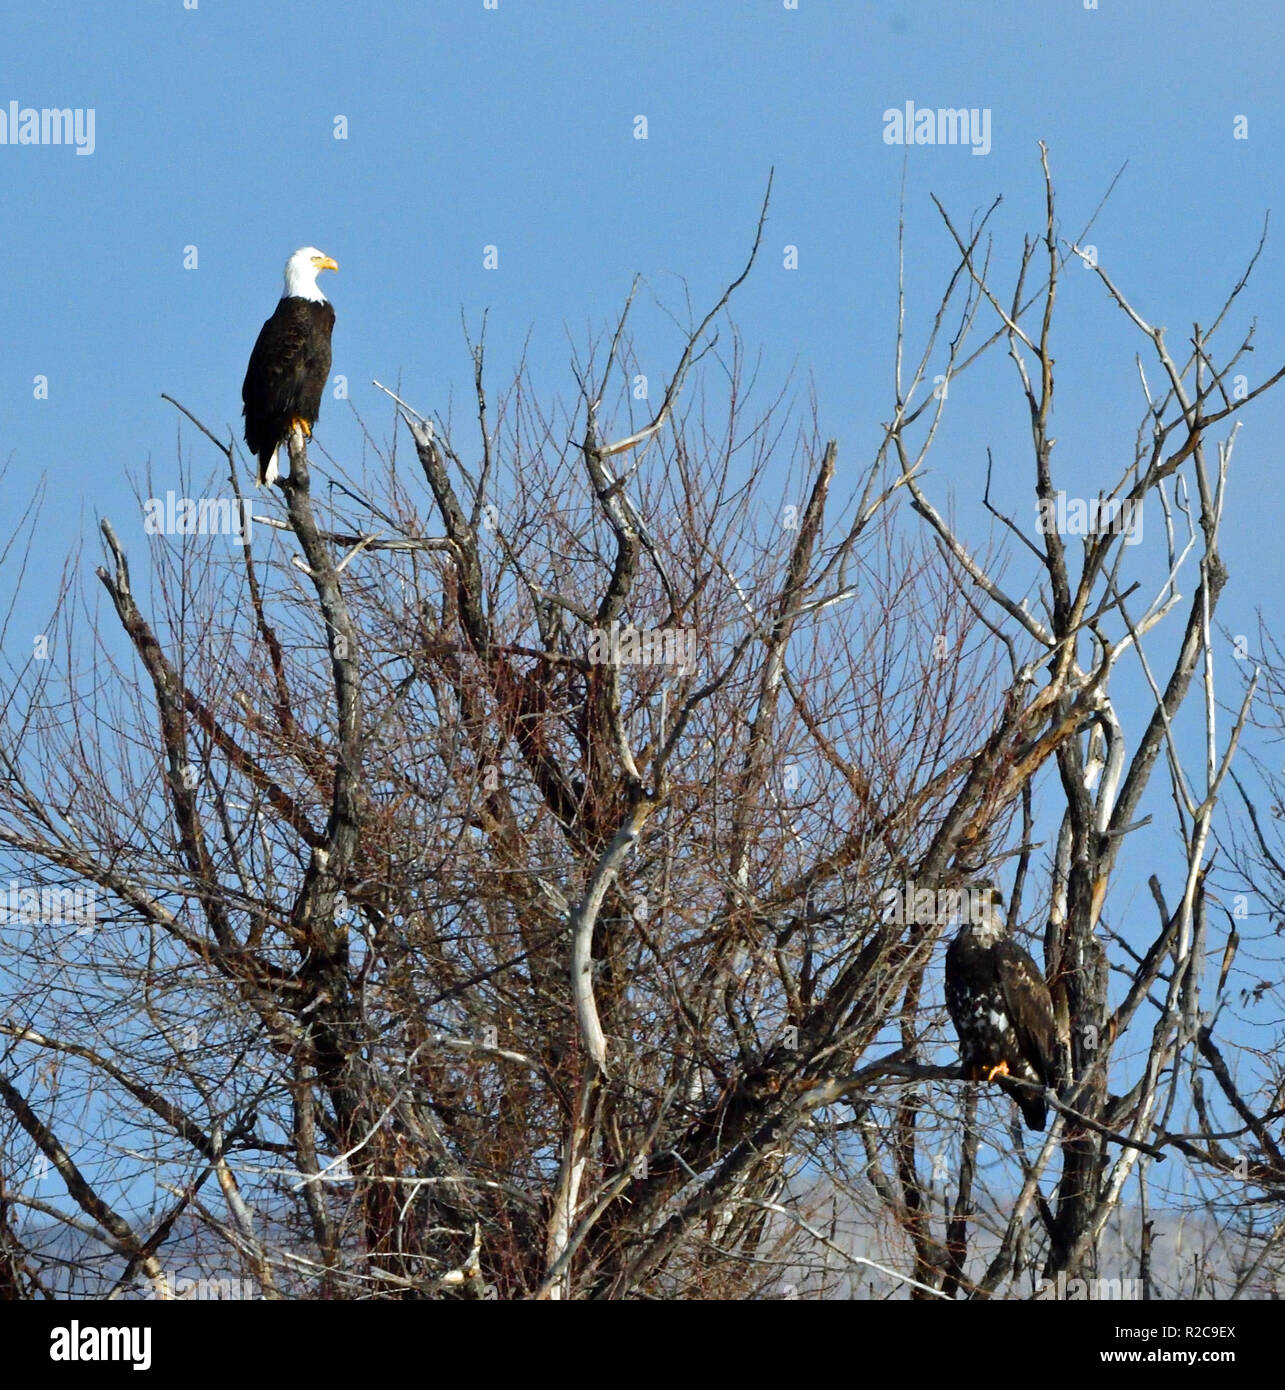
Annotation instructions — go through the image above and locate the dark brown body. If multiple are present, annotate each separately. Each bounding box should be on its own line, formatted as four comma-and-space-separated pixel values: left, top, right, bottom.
242, 296, 335, 482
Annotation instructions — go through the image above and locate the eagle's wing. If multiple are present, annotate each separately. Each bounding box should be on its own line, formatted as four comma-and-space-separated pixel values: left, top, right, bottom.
243, 303, 326, 428
994, 937, 1058, 1088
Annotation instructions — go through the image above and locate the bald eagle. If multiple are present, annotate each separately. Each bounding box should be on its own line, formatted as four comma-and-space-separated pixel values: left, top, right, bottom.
945, 884, 1058, 1131
242, 247, 338, 486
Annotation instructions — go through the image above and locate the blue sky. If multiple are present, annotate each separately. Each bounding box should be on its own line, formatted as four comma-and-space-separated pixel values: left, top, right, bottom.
1, 3, 1283, 1040
4, 2, 1282, 518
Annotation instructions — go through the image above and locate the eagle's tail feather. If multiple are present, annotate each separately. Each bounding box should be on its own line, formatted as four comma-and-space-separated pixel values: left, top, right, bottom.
1019, 1093, 1047, 1132
1000, 1076, 1047, 1131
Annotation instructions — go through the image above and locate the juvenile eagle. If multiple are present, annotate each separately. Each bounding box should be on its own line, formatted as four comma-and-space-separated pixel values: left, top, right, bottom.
945, 884, 1058, 1131
242, 247, 338, 485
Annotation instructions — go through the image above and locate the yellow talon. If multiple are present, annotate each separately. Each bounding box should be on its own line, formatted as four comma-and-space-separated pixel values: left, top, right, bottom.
984, 1060, 1011, 1082
290, 417, 313, 438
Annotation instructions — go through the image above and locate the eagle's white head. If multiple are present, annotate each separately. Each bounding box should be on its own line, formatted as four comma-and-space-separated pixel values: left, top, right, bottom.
283, 246, 338, 303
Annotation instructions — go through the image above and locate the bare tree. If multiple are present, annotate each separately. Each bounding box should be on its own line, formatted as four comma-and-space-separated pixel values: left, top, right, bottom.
0, 157, 1280, 1300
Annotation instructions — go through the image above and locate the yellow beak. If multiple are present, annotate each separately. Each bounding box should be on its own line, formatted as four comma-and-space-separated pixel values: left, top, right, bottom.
313, 255, 338, 272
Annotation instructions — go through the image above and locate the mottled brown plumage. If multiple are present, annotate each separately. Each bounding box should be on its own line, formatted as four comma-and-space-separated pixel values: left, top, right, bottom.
945, 885, 1058, 1130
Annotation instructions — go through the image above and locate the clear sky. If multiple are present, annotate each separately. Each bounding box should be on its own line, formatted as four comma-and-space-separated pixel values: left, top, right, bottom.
2, 3, 1282, 1018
